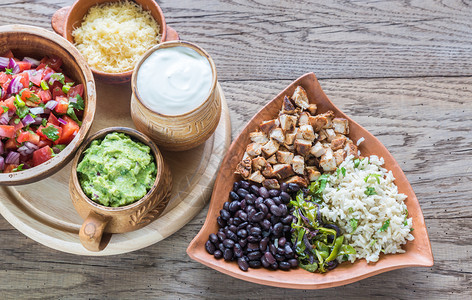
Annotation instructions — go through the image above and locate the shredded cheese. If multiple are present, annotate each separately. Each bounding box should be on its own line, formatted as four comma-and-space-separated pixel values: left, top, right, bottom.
72, 1, 161, 73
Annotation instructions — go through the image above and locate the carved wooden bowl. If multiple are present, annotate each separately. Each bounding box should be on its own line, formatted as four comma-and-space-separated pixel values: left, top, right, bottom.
69, 127, 172, 251
0, 24, 96, 185
131, 41, 221, 151
187, 73, 433, 289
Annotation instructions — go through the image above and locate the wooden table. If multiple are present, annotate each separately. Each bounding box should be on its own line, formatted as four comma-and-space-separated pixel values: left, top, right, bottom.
1, 0, 471, 298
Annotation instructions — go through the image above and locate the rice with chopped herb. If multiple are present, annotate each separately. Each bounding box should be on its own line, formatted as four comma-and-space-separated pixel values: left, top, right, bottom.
319, 155, 414, 263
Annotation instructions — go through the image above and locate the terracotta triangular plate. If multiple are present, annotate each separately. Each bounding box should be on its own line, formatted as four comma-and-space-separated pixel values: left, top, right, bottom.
187, 73, 433, 289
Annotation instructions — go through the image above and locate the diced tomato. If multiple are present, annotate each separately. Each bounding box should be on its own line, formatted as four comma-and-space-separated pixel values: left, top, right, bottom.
17, 61, 31, 72
11, 119, 24, 131
64, 75, 74, 84
17, 131, 40, 145
54, 96, 68, 114
52, 86, 65, 99
38, 90, 52, 103
36, 124, 62, 142
68, 84, 84, 99
0, 125, 15, 138
44, 56, 63, 72
4, 97, 16, 112
20, 89, 32, 101
5, 138, 20, 150
3, 164, 18, 173
37, 139, 52, 148
36, 62, 47, 71
13, 72, 29, 90
32, 146, 53, 167
41, 67, 55, 81
2, 79, 10, 94
56, 115, 79, 144
2, 50, 13, 58
28, 69, 43, 86
0, 72, 10, 85
48, 113, 59, 126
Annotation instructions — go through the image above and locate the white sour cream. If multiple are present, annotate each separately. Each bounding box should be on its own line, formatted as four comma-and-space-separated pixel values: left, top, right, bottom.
136, 46, 213, 115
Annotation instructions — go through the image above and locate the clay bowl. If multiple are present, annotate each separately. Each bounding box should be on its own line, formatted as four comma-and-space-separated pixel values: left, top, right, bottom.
0, 24, 96, 186
69, 127, 172, 252
187, 73, 434, 289
51, 0, 180, 84
130, 41, 221, 151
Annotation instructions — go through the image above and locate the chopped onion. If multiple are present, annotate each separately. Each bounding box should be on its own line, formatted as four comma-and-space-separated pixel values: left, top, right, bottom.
23, 57, 40, 67
5, 151, 19, 165
25, 142, 38, 150
8, 58, 20, 74
29, 107, 45, 115
7, 110, 14, 117
0, 156, 4, 171
0, 141, 3, 155
58, 118, 67, 125
44, 100, 58, 110
22, 114, 35, 126
33, 116, 43, 125
43, 71, 52, 81
69, 97, 77, 104
0, 112, 10, 125
6, 76, 23, 94
0, 57, 8, 70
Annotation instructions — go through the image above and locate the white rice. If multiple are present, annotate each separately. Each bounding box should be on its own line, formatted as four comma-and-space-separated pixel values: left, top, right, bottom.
319, 155, 414, 263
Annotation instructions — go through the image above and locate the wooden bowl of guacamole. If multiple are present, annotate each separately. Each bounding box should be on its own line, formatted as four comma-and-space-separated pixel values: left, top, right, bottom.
69, 127, 172, 252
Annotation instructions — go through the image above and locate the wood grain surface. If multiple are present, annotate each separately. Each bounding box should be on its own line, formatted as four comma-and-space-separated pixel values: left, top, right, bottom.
1, 0, 471, 299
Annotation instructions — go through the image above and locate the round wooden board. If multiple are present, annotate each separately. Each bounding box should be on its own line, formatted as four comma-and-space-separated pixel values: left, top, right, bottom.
0, 82, 231, 256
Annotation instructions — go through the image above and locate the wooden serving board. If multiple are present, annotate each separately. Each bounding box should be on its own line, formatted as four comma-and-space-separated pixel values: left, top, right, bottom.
0, 82, 231, 255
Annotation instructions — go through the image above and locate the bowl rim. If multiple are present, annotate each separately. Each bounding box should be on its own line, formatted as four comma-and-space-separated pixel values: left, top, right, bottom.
131, 40, 218, 118
63, 0, 168, 78
0, 24, 96, 185
70, 126, 165, 212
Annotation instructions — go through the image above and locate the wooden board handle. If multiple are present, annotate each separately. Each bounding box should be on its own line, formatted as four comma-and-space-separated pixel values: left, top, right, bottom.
165, 25, 180, 41
51, 6, 71, 36
79, 211, 111, 252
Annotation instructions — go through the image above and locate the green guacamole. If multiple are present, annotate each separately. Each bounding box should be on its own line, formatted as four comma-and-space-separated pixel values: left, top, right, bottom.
77, 132, 157, 207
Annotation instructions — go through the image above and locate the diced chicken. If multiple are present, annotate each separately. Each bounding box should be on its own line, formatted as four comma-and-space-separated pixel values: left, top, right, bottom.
273, 164, 294, 179
261, 163, 275, 178
334, 149, 346, 166
281, 96, 296, 115
267, 154, 277, 164
242, 151, 251, 161
235, 157, 252, 179
260, 119, 278, 135
299, 124, 317, 141
325, 128, 337, 142
307, 104, 317, 115
319, 148, 337, 172
250, 131, 269, 144
248, 170, 265, 183
298, 112, 310, 126
292, 86, 309, 110
309, 115, 328, 132
318, 129, 327, 141
246, 142, 262, 157
252, 157, 267, 171
285, 130, 297, 145
330, 136, 347, 151
310, 141, 325, 157
284, 175, 308, 187
306, 156, 319, 167
321, 111, 335, 129
262, 179, 280, 190
345, 140, 359, 158
262, 139, 280, 157
294, 139, 312, 156
306, 166, 321, 181
270, 128, 285, 144
291, 155, 305, 175
333, 118, 349, 134
295, 128, 304, 140
276, 151, 294, 164
284, 144, 295, 152
279, 114, 298, 132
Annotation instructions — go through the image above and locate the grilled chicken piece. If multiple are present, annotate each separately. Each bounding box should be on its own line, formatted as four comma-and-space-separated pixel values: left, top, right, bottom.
320, 148, 337, 172
250, 131, 269, 145
273, 164, 295, 179
235, 157, 252, 178
310, 141, 325, 157
276, 151, 294, 164
246, 142, 262, 157
285, 130, 297, 145
249, 170, 265, 183
307, 104, 317, 115
270, 128, 285, 144
291, 155, 305, 175
262, 139, 280, 157
333, 118, 349, 134
281, 96, 296, 114
279, 114, 298, 132
321, 111, 335, 129
345, 140, 358, 158
330, 136, 347, 151
334, 149, 346, 166
292, 86, 309, 110
252, 157, 267, 171
309, 115, 328, 132
261, 163, 275, 178
298, 112, 310, 126
306, 166, 321, 181
284, 175, 308, 187
325, 128, 337, 142
318, 129, 328, 141
262, 179, 280, 190
260, 119, 278, 135
294, 139, 312, 156
299, 124, 316, 141
267, 154, 277, 164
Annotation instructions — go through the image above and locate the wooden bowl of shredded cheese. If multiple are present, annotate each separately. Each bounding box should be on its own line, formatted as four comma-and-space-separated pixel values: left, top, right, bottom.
51, 0, 179, 84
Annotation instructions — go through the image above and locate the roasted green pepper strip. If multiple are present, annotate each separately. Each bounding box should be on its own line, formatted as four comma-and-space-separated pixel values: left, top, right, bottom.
325, 236, 344, 263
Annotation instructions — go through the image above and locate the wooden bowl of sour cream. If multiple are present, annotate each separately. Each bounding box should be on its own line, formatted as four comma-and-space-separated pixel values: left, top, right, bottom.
130, 41, 222, 151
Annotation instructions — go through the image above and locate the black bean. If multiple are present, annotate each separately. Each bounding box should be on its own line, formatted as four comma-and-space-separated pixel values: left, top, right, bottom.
273, 223, 283, 236
264, 252, 276, 264
205, 240, 216, 254
249, 227, 262, 236
218, 243, 225, 252
265, 198, 275, 207
288, 258, 299, 268
254, 196, 263, 206
223, 248, 233, 261
270, 262, 279, 270
247, 242, 259, 252
209, 233, 218, 244
220, 209, 231, 220
279, 261, 291, 271
226, 230, 238, 242
281, 215, 293, 225
275, 253, 285, 262
276, 247, 285, 256
217, 231, 226, 242
248, 209, 256, 221
256, 203, 268, 215
237, 221, 248, 230
237, 188, 249, 198
260, 237, 269, 252
239, 212, 248, 222
268, 189, 280, 197
247, 251, 262, 261
269, 243, 277, 255
278, 237, 286, 247
288, 183, 300, 192
237, 257, 249, 271
229, 201, 240, 212
240, 180, 250, 190
246, 195, 256, 205
214, 250, 223, 259
240, 199, 247, 210
247, 235, 261, 243
260, 219, 271, 230
284, 244, 293, 256
227, 218, 234, 225
280, 204, 288, 216
233, 217, 242, 226
252, 212, 265, 223
246, 205, 255, 214
223, 201, 230, 211
228, 225, 237, 233
272, 196, 282, 206
250, 185, 260, 196
217, 216, 226, 227
234, 244, 243, 258
280, 182, 288, 192
262, 230, 270, 238
246, 224, 253, 232
248, 260, 262, 268
239, 239, 248, 248
261, 255, 270, 268
237, 229, 248, 238
223, 239, 235, 248
229, 191, 240, 201
259, 186, 269, 198
280, 191, 290, 203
